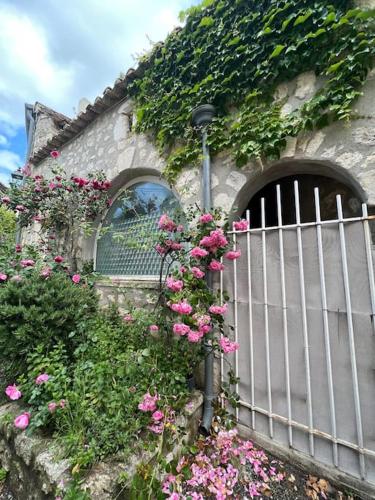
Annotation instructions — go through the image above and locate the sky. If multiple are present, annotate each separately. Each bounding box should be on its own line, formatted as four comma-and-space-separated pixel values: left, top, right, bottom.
0, 0, 199, 186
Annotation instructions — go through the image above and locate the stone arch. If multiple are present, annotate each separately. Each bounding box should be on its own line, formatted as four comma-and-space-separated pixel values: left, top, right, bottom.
230, 159, 368, 222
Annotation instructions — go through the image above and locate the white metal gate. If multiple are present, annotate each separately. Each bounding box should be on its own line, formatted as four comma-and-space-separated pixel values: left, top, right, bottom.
221, 181, 375, 490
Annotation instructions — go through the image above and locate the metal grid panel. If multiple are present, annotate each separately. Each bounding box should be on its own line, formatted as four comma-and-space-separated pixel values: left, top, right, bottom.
96, 214, 161, 276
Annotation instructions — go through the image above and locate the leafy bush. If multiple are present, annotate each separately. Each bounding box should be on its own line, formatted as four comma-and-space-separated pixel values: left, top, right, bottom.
0, 270, 98, 375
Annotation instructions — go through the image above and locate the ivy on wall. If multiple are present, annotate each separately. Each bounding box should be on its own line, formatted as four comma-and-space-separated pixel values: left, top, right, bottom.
129, 0, 375, 182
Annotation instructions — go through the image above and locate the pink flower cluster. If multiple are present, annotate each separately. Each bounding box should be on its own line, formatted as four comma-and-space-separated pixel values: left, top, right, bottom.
166, 277, 184, 292
199, 213, 214, 224
20, 259, 35, 268
233, 219, 249, 231
138, 392, 167, 434
158, 214, 177, 232
208, 260, 224, 272
138, 392, 159, 412
208, 304, 228, 315
190, 247, 208, 259
169, 301, 193, 315
48, 399, 66, 413
219, 336, 239, 354
35, 373, 49, 385
162, 429, 284, 499
191, 267, 205, 279
200, 229, 228, 253
5, 384, 22, 401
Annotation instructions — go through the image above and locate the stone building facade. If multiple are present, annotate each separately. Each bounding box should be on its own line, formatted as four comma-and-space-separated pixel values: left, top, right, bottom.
24, 0, 375, 305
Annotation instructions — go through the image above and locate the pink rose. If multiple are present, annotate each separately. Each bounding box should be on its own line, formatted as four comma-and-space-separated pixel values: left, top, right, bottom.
200, 229, 228, 250
0, 273, 7, 281
16, 205, 25, 212
170, 301, 193, 315
148, 423, 164, 434
152, 410, 164, 421
208, 260, 225, 272
14, 412, 30, 430
166, 277, 184, 292
233, 219, 248, 231
191, 267, 205, 279
48, 402, 57, 413
220, 336, 240, 354
199, 213, 214, 224
187, 330, 203, 343
15, 244, 22, 253
35, 373, 49, 385
40, 267, 52, 279
173, 323, 191, 336
1, 196, 10, 204
155, 244, 167, 255
209, 303, 228, 315
190, 247, 209, 259
5, 384, 22, 400
20, 259, 35, 268
149, 325, 159, 332
138, 392, 159, 412
72, 274, 81, 284
50, 150, 60, 159
123, 314, 133, 322
179, 266, 187, 274
158, 214, 176, 232
54, 255, 64, 263
225, 250, 241, 260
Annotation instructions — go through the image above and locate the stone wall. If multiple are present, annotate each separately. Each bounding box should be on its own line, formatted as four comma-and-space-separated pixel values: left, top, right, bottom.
29, 66, 375, 293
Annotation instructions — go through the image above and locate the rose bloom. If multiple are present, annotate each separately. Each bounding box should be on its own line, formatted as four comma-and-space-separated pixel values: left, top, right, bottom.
138, 392, 159, 412
208, 260, 225, 272
190, 247, 209, 258
158, 214, 176, 232
187, 330, 203, 343
54, 255, 64, 263
152, 410, 164, 421
155, 244, 167, 256
166, 277, 184, 292
170, 301, 193, 315
233, 219, 249, 231
1, 196, 10, 204
191, 267, 205, 279
15, 205, 25, 212
72, 274, 81, 284
50, 150, 60, 159
148, 423, 164, 434
220, 336, 240, 354
173, 323, 191, 336
199, 213, 214, 224
149, 324, 159, 333
20, 259, 35, 268
15, 244, 22, 252
5, 384, 22, 401
209, 303, 228, 315
225, 250, 241, 260
40, 267, 52, 279
0, 273, 7, 281
14, 412, 30, 430
48, 402, 57, 413
123, 314, 133, 322
35, 373, 49, 385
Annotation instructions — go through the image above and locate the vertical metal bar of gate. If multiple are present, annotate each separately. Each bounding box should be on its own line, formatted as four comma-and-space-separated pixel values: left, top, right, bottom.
314, 188, 338, 467
246, 210, 256, 429
276, 185, 293, 447
261, 198, 273, 438
294, 181, 314, 456
362, 204, 375, 334
232, 223, 239, 422
336, 195, 366, 479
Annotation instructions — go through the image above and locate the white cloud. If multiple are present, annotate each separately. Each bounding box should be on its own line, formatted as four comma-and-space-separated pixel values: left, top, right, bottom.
0, 135, 8, 146
0, 150, 21, 173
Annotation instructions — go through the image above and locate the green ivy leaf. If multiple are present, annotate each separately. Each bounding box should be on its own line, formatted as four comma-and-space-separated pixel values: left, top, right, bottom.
270, 44, 286, 58
294, 9, 312, 26
198, 16, 214, 28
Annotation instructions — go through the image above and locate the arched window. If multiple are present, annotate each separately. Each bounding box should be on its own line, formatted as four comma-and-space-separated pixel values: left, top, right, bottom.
95, 179, 180, 276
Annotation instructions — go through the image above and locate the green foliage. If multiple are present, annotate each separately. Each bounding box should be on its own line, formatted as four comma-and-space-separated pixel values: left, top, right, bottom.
0, 206, 16, 263
0, 468, 7, 482
129, 0, 375, 182
57, 308, 192, 468
0, 271, 98, 375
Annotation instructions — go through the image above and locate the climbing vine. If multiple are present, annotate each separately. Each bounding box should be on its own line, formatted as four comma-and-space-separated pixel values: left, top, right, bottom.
129, 0, 375, 182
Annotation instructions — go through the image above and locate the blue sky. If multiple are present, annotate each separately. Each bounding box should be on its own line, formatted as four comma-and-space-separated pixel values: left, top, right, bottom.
0, 0, 200, 185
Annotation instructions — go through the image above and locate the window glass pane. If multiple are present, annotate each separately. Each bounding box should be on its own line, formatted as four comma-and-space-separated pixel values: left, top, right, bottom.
96, 182, 180, 276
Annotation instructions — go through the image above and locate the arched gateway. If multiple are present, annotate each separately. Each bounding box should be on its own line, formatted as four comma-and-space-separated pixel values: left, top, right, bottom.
221, 164, 375, 490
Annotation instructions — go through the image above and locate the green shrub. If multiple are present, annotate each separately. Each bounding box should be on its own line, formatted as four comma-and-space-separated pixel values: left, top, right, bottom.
0, 271, 98, 376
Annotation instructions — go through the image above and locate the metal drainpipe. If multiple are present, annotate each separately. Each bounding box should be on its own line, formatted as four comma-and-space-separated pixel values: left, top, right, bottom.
201, 126, 215, 434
